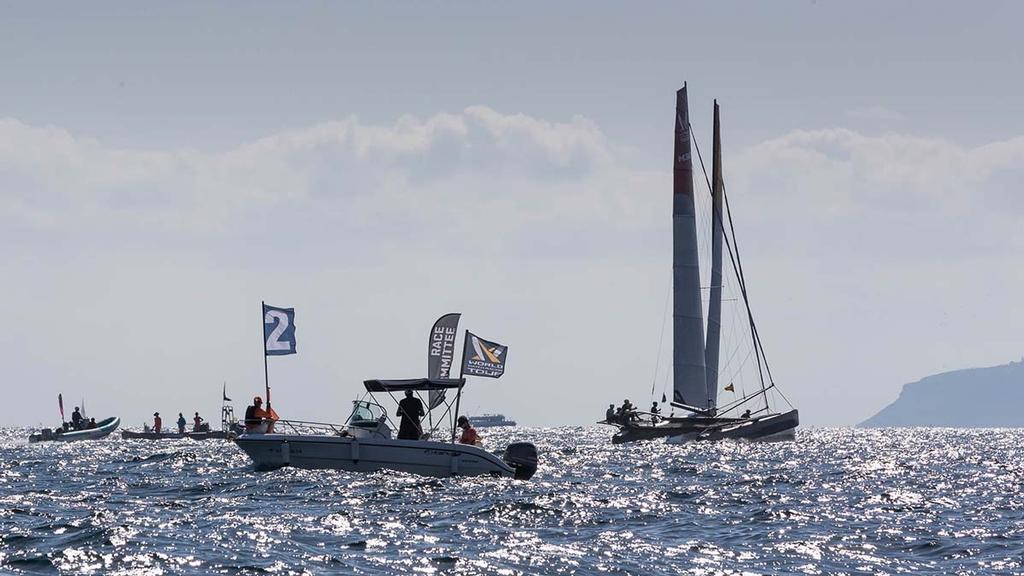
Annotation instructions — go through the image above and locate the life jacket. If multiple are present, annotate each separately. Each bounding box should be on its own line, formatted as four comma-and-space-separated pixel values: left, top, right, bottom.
459, 425, 481, 446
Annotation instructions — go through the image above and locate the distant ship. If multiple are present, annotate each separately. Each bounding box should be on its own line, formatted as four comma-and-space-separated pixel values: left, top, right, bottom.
468, 414, 517, 428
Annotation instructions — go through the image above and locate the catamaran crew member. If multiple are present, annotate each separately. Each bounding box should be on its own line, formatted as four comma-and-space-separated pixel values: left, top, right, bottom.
71, 407, 83, 430
650, 401, 662, 423
153, 412, 162, 434
193, 412, 204, 431
177, 413, 187, 434
618, 400, 637, 423
396, 390, 424, 440
457, 416, 482, 446
605, 404, 617, 424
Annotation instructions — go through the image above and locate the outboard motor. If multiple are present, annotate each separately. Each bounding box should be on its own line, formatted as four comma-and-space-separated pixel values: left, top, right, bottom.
502, 442, 538, 480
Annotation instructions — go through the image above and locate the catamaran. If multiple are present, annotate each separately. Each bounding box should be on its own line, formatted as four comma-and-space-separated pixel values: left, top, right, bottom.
603, 85, 799, 444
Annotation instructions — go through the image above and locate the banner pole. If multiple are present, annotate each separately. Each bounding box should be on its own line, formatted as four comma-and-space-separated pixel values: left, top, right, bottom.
451, 336, 468, 442
451, 385, 463, 444
262, 301, 270, 408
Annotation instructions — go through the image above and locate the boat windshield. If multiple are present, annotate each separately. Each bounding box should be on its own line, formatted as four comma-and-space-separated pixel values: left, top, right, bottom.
347, 400, 384, 426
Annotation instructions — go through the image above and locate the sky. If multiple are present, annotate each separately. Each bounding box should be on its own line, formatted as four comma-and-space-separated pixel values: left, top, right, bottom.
1, 1, 1022, 429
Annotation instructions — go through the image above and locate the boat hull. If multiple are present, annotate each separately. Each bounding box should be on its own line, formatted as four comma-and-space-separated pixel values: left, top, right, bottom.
607, 410, 799, 444
665, 409, 800, 443
29, 417, 120, 443
235, 433, 529, 479
122, 425, 242, 441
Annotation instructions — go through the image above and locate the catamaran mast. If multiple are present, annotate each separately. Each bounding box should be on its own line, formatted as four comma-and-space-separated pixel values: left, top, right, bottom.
704, 100, 724, 411
672, 84, 709, 410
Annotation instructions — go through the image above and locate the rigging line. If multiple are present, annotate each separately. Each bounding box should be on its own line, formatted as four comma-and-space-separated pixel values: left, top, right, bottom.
721, 181, 779, 410
650, 284, 671, 398
719, 168, 773, 409
690, 127, 768, 396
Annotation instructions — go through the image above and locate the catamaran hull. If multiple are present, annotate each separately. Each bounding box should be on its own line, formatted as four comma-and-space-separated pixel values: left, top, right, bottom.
234, 434, 537, 479
665, 409, 799, 444
607, 410, 799, 444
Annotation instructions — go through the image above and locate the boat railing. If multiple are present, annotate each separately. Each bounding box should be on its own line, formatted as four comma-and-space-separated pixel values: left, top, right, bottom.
260, 419, 348, 436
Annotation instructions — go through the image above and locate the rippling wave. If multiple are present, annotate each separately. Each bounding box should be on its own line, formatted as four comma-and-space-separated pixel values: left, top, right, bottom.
2, 427, 1023, 574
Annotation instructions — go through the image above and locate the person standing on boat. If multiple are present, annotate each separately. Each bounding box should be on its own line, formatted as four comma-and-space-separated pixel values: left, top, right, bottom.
153, 412, 162, 434
193, 412, 204, 431
71, 407, 83, 430
396, 390, 424, 440
457, 416, 482, 446
650, 401, 662, 423
176, 413, 187, 434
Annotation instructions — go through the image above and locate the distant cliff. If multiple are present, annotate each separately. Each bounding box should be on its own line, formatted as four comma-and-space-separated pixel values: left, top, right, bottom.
859, 359, 1024, 427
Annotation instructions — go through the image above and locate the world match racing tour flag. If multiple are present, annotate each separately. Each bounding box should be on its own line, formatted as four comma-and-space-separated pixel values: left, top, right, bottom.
462, 332, 508, 379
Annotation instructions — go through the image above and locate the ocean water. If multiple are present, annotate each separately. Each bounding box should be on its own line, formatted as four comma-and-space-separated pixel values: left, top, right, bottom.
1, 427, 1023, 575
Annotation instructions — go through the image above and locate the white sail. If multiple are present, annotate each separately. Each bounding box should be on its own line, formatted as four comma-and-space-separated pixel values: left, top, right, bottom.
672, 85, 709, 409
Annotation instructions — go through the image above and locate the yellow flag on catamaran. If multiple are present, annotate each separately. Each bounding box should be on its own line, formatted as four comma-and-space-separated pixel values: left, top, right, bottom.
724, 383, 735, 392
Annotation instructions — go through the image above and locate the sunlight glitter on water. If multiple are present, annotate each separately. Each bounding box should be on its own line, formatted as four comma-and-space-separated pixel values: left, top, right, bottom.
3, 427, 1024, 574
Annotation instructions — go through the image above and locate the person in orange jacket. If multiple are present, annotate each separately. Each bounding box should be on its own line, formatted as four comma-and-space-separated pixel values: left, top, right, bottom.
244, 396, 277, 432
456, 416, 482, 446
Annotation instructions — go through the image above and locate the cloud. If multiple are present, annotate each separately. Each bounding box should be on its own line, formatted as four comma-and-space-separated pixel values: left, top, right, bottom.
728, 128, 1024, 260
0, 108, 624, 237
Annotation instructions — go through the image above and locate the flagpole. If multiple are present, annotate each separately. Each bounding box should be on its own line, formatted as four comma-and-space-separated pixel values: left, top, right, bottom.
451, 334, 468, 443
262, 301, 270, 409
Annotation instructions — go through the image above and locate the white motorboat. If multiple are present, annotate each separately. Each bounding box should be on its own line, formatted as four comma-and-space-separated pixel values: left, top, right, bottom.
235, 378, 538, 480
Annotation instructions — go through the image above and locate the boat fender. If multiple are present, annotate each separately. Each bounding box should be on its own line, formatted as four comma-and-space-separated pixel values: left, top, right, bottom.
351, 438, 360, 463
502, 442, 538, 480
281, 440, 290, 466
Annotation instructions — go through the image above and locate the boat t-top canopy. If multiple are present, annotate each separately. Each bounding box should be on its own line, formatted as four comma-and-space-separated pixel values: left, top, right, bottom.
363, 378, 466, 392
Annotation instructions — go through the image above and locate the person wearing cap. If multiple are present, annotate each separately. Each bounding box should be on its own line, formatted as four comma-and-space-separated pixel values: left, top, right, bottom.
456, 415, 482, 446
396, 389, 424, 440
153, 412, 162, 434
176, 413, 187, 434
245, 396, 269, 432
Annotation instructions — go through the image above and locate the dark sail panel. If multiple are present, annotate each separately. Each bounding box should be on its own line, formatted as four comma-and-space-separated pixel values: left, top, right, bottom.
705, 100, 724, 410
672, 85, 709, 409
